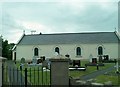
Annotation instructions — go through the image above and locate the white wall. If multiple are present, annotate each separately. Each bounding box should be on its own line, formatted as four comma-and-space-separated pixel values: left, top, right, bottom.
16, 45, 33, 61
104, 43, 118, 59
15, 43, 118, 61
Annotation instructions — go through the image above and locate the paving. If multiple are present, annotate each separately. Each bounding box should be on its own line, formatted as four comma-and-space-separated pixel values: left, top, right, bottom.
80, 65, 115, 80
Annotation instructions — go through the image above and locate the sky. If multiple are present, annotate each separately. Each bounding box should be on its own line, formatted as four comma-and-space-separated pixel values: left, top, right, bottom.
0, 0, 119, 43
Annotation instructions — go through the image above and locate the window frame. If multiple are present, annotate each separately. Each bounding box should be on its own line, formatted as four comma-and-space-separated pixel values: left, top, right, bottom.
55, 47, 60, 54
98, 46, 103, 55
76, 47, 81, 56
34, 48, 39, 56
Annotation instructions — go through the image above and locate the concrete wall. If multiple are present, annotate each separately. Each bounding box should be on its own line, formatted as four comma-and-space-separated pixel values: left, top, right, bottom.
14, 43, 119, 61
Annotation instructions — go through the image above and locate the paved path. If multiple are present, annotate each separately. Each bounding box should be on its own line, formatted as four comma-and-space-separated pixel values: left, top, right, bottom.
80, 66, 115, 80
6, 61, 25, 85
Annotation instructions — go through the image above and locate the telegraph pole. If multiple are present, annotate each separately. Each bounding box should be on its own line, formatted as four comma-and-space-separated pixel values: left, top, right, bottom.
118, 1, 120, 86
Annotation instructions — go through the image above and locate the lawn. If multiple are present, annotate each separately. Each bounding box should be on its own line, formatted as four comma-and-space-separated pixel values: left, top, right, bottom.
26, 67, 50, 85
95, 75, 119, 85
69, 61, 115, 78
14, 60, 117, 85
15, 62, 50, 85
95, 69, 120, 85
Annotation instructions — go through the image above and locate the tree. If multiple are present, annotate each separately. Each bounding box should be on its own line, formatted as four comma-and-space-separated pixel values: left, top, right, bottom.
0, 36, 2, 56
9, 43, 15, 59
2, 40, 9, 58
2, 38, 15, 60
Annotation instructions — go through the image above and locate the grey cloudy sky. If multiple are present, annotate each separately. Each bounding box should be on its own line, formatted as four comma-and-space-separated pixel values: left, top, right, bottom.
0, 0, 119, 43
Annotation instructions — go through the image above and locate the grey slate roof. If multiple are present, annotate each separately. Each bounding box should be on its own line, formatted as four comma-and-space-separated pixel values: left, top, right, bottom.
18, 32, 119, 45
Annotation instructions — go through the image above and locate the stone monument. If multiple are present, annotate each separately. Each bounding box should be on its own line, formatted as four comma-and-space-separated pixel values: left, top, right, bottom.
89, 54, 93, 63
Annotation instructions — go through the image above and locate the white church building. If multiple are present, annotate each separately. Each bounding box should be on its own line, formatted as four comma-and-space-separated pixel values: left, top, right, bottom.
12, 31, 120, 61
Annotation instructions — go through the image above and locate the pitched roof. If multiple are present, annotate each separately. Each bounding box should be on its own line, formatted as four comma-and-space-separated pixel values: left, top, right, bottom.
18, 32, 119, 45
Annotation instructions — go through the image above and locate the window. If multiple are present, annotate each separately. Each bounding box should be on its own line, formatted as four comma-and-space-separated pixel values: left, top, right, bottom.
34, 48, 39, 56
76, 47, 81, 56
55, 47, 60, 54
14, 52, 16, 61
98, 46, 103, 55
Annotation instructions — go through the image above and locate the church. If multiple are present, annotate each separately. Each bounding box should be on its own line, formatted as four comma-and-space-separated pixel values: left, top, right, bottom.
12, 31, 120, 61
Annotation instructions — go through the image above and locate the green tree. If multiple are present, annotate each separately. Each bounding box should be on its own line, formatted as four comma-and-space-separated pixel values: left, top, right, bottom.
2, 40, 9, 59
0, 36, 2, 56
2, 38, 15, 60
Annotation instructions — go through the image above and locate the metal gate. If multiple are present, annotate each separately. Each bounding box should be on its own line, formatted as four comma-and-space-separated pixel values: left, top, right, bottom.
2, 63, 50, 87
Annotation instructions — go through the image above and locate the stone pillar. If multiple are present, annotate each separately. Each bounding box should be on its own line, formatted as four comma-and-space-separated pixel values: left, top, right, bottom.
0, 59, 2, 87
50, 59, 69, 86
0, 57, 6, 87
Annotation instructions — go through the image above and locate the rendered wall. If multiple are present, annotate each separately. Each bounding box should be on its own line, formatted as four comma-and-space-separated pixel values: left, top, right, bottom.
15, 43, 118, 61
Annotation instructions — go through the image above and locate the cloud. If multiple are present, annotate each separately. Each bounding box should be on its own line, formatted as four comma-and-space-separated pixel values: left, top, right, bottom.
2, 11, 25, 30
1, 0, 119, 3
2, 12, 25, 43
1, 1, 118, 43
7, 30, 23, 43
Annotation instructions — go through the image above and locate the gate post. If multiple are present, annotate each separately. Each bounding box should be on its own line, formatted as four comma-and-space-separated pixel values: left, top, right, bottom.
0, 57, 6, 87
50, 58, 69, 86
25, 68, 27, 87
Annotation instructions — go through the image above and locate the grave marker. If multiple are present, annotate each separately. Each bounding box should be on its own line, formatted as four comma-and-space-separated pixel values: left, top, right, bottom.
21, 58, 25, 64
73, 60, 81, 67
89, 54, 93, 63
32, 58, 37, 64
103, 55, 109, 61
92, 58, 97, 64
98, 55, 102, 63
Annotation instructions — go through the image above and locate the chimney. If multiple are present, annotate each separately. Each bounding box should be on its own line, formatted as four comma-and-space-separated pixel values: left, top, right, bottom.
39, 32, 42, 35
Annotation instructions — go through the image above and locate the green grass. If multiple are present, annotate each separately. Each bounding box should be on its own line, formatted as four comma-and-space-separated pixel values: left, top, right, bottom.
95, 69, 120, 85
69, 61, 115, 78
27, 67, 50, 85
69, 66, 105, 78
95, 75, 119, 85
69, 61, 119, 85
14, 61, 117, 85
15, 62, 50, 85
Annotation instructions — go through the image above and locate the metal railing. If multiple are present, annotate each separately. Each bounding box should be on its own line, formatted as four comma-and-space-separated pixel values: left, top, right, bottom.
2, 64, 50, 86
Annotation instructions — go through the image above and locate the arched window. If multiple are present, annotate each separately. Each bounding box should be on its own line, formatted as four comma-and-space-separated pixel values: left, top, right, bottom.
98, 46, 103, 55
55, 47, 60, 54
34, 48, 39, 56
76, 47, 81, 56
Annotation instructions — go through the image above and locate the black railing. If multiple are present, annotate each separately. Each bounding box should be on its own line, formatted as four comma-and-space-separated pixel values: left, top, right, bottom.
2, 65, 50, 86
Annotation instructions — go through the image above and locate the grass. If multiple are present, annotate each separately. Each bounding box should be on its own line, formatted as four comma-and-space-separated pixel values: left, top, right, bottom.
95, 75, 119, 85
27, 67, 50, 85
14, 60, 117, 85
95, 69, 120, 85
69, 61, 119, 85
69, 66, 109, 78
69, 61, 115, 78
15, 62, 50, 85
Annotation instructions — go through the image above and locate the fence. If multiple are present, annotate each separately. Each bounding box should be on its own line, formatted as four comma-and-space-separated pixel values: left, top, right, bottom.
2, 64, 50, 86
